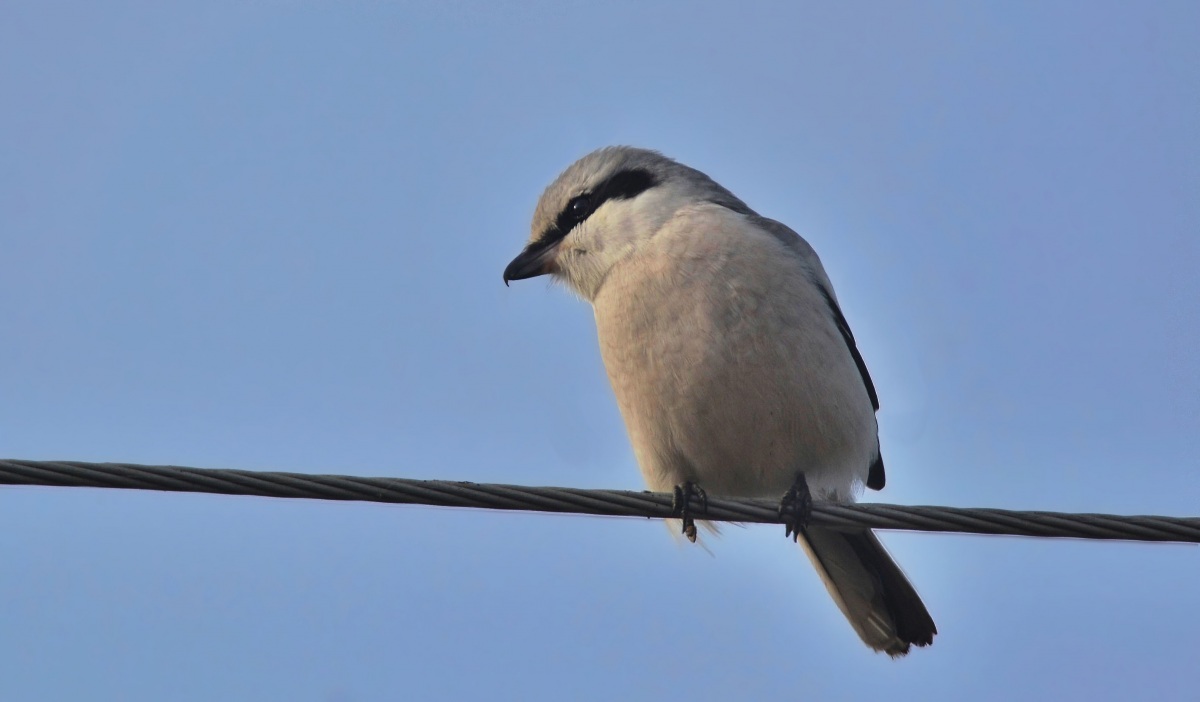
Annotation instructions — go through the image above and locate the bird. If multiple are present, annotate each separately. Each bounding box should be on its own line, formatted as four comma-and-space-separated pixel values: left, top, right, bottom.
503, 146, 936, 656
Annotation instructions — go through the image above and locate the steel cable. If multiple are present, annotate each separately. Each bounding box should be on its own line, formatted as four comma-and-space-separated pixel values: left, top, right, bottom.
2, 459, 1197, 543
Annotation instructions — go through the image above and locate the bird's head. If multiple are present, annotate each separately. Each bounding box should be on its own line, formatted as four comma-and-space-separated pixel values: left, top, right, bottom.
503, 146, 748, 301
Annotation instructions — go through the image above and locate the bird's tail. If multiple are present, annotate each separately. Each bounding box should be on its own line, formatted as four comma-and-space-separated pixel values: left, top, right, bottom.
797, 526, 937, 657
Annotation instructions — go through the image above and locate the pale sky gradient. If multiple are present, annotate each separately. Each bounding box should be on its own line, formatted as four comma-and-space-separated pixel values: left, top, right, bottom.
2, 2, 1198, 700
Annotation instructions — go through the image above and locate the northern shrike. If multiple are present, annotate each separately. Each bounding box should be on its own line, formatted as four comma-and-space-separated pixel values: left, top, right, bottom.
504, 146, 936, 656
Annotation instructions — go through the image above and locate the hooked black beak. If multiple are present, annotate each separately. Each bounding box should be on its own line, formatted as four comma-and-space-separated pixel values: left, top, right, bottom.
503, 240, 558, 286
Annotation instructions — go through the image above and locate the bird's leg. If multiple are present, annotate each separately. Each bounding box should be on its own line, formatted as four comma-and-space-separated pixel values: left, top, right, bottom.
671, 481, 708, 543
778, 472, 813, 542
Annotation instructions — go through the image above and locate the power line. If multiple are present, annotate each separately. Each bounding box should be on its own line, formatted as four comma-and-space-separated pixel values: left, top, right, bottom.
2, 459, 1197, 543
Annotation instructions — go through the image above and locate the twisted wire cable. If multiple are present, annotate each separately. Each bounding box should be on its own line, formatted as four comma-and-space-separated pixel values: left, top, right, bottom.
2, 459, 1197, 543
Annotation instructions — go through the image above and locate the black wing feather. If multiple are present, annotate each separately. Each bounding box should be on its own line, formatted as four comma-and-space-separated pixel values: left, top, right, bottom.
818, 286, 879, 411
818, 285, 886, 491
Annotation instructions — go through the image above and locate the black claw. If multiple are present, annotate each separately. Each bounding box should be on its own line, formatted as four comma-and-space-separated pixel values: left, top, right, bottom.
779, 472, 813, 542
671, 481, 708, 543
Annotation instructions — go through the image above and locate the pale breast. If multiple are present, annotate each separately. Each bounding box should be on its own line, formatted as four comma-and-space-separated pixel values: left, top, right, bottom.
592, 205, 878, 502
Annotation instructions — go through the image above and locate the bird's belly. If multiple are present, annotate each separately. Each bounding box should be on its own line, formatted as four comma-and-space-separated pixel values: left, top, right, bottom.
594, 265, 875, 502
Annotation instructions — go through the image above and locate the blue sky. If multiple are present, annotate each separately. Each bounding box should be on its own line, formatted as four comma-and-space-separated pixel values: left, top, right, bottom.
2, 1, 1198, 699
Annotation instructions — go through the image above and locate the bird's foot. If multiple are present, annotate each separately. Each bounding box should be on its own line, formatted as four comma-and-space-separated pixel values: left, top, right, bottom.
778, 472, 812, 542
671, 481, 708, 543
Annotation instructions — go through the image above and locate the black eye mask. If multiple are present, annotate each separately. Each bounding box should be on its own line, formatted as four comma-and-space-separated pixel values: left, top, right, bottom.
504, 168, 659, 284
542, 168, 659, 247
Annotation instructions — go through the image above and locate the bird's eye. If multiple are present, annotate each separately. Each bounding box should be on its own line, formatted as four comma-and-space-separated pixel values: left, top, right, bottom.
567, 195, 590, 220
